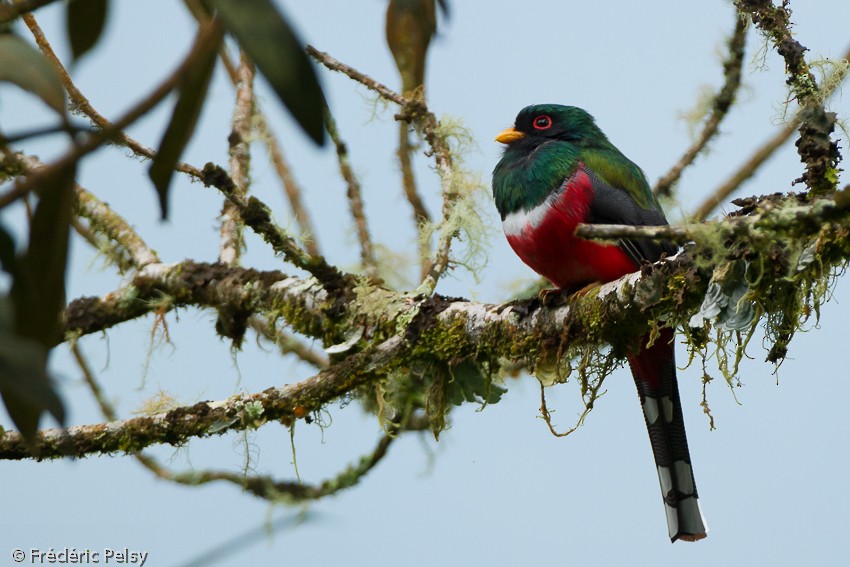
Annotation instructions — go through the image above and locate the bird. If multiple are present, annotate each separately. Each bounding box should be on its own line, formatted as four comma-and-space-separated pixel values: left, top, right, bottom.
492, 104, 707, 543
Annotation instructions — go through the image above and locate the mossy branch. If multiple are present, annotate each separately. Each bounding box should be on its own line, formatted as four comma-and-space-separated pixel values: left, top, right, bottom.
17, 190, 846, 460
734, 0, 843, 196
0, 336, 408, 460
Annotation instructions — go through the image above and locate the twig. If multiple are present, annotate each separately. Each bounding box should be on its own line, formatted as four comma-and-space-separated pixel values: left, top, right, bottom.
6, 19, 223, 209
255, 114, 322, 257
0, 0, 59, 23
248, 316, 329, 369
323, 108, 379, 280
220, 51, 254, 266
655, 16, 747, 197
195, 5, 322, 258
71, 342, 118, 422
691, 42, 850, 221
690, 121, 798, 221
398, 123, 433, 279
574, 223, 693, 243
9, 152, 159, 270
22, 13, 206, 181
200, 163, 350, 292
307, 46, 457, 292
307, 45, 409, 106
735, 0, 842, 196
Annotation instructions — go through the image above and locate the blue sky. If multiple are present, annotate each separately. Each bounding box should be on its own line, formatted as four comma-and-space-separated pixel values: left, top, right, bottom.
2, 1, 849, 565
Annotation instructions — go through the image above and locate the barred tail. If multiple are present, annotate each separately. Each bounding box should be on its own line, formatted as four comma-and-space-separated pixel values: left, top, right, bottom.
627, 328, 708, 543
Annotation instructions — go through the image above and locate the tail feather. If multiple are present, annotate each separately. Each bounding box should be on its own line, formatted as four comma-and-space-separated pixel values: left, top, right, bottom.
627, 328, 708, 543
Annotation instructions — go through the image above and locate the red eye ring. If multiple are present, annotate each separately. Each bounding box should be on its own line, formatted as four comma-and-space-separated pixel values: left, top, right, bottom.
533, 115, 552, 130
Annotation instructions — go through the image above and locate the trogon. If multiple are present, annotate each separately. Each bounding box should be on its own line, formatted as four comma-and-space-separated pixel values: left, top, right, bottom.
492, 104, 707, 542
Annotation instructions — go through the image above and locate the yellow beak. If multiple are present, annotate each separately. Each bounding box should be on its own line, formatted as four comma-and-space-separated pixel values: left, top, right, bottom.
495, 127, 525, 144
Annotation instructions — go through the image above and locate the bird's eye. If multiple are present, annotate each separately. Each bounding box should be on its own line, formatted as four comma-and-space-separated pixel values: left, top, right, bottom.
533, 115, 552, 130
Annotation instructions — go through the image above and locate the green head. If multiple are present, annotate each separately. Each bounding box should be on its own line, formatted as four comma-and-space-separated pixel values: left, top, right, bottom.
493, 104, 654, 217
495, 104, 612, 149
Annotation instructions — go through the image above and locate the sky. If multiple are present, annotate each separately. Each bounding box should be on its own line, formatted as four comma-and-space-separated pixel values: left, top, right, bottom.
1, 1, 849, 566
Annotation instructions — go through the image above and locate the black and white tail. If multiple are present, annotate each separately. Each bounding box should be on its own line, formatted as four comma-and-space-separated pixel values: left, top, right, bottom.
627, 328, 708, 542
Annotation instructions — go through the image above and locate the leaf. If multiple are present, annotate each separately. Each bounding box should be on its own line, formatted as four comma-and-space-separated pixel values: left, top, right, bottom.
0, 321, 64, 448
12, 163, 76, 346
66, 0, 109, 62
0, 221, 16, 274
446, 360, 505, 407
148, 22, 222, 220
0, 33, 66, 115
4, 163, 76, 444
204, 0, 326, 145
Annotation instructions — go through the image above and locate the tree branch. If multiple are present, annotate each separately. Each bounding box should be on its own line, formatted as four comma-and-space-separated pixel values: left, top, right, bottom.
0, 336, 407, 460
323, 108, 379, 280
307, 46, 458, 293
220, 51, 254, 267
654, 15, 747, 197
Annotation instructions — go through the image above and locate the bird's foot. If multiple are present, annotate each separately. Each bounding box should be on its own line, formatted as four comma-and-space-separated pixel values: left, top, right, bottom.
569, 281, 602, 300
538, 288, 569, 307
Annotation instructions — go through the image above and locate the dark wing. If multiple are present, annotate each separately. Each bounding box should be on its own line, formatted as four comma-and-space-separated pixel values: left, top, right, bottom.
584, 167, 678, 264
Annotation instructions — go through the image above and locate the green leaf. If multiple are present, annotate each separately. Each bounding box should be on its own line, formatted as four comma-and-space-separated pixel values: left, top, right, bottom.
66, 0, 109, 62
204, 0, 326, 145
12, 163, 76, 347
148, 23, 221, 220
0, 221, 16, 274
3, 164, 76, 445
0, 33, 66, 115
447, 360, 505, 406
0, 318, 64, 448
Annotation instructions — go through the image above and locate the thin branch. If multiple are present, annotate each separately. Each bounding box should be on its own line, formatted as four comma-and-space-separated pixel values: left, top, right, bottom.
307, 46, 457, 293
75, 185, 160, 269
200, 163, 351, 292
690, 121, 799, 221
199, 15, 322, 258
0, 0, 59, 23
735, 0, 842, 196
22, 13, 206, 181
248, 316, 329, 369
5, 19, 224, 209
9, 153, 160, 269
398, 123, 432, 278
574, 223, 693, 243
654, 16, 747, 197
220, 51, 254, 266
323, 108, 379, 280
691, 42, 850, 221
255, 114, 322, 257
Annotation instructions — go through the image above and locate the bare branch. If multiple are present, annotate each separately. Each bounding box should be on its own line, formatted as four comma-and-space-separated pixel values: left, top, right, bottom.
690, 122, 799, 221
255, 114, 322, 257
7, 19, 224, 208
691, 42, 850, 221
220, 51, 254, 266
654, 16, 747, 197
323, 108, 379, 280
248, 316, 329, 369
398, 123, 432, 278
0, 0, 59, 24
307, 46, 457, 293
21, 14, 205, 182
